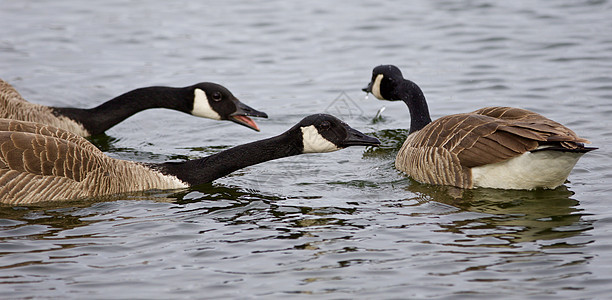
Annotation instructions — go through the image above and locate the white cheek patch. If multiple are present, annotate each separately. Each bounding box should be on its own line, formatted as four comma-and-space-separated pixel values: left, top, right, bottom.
301, 125, 340, 153
192, 89, 222, 120
371, 74, 385, 100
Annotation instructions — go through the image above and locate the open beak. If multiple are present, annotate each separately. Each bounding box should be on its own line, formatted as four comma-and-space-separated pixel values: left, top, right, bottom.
229, 100, 268, 132
341, 127, 381, 147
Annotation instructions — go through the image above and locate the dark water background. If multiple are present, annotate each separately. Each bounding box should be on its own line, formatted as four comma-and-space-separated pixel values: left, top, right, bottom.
1, 0, 611, 298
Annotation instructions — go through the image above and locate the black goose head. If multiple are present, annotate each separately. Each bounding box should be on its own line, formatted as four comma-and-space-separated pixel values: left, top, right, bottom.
362, 65, 406, 101
189, 82, 268, 131
289, 114, 380, 153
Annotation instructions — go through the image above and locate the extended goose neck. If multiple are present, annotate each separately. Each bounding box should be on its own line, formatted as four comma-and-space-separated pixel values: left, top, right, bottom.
153, 131, 303, 186
399, 80, 432, 134
53, 86, 190, 135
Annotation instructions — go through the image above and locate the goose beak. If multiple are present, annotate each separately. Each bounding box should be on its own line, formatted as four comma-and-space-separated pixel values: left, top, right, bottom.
362, 82, 373, 93
341, 127, 381, 147
230, 101, 269, 132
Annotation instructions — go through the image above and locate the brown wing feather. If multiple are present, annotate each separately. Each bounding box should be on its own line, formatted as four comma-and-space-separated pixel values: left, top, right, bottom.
472, 107, 590, 143
0, 130, 102, 203
0, 130, 149, 204
0, 119, 100, 153
0, 120, 186, 204
1, 79, 89, 136
0, 79, 28, 104
1, 79, 54, 119
397, 106, 592, 187
396, 136, 471, 188
0, 131, 96, 182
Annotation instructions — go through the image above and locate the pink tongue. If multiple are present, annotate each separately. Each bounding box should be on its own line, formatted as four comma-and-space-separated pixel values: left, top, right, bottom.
234, 115, 259, 131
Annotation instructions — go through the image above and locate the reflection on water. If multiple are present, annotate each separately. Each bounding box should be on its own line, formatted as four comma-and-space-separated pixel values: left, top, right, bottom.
407, 183, 591, 244
364, 128, 409, 157
7, 177, 581, 250
364, 127, 593, 245
87, 134, 122, 152
0, 177, 598, 298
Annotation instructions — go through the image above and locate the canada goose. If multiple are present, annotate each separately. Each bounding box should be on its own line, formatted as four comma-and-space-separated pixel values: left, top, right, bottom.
0, 115, 380, 204
363, 65, 597, 190
0, 79, 268, 136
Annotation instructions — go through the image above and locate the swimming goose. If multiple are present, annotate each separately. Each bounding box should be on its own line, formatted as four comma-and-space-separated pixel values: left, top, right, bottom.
0, 115, 380, 204
363, 65, 596, 190
0, 79, 268, 136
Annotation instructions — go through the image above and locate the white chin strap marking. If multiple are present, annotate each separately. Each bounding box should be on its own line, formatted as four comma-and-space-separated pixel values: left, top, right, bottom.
301, 125, 340, 153
192, 88, 222, 120
371, 74, 384, 100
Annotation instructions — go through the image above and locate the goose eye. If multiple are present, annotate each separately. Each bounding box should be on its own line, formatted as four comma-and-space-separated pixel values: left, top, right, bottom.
212, 92, 223, 101
319, 121, 331, 130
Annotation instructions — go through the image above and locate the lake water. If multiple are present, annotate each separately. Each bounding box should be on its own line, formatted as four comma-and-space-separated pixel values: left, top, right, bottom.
1, 0, 612, 298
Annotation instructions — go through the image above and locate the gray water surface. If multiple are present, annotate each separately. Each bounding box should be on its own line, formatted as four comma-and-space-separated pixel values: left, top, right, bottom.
1, 1, 612, 299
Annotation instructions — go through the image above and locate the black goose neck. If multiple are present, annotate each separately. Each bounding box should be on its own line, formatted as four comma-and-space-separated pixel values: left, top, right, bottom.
153, 129, 303, 186
397, 80, 432, 134
53, 86, 191, 135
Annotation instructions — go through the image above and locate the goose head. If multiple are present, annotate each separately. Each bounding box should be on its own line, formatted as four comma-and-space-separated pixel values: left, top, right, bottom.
292, 114, 381, 153
190, 82, 268, 131
362, 65, 404, 101
362, 65, 431, 133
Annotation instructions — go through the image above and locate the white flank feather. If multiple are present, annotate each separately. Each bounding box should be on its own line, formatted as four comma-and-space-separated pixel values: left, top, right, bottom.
471, 148, 586, 190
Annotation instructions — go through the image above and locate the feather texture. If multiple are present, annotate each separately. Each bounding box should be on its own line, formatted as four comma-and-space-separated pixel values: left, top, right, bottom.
1, 79, 89, 136
0, 119, 186, 204
394, 107, 593, 188
364, 65, 596, 190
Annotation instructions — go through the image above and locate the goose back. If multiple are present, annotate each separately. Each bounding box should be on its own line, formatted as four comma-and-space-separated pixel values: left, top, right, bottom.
0, 120, 186, 204
1, 80, 89, 136
395, 106, 593, 189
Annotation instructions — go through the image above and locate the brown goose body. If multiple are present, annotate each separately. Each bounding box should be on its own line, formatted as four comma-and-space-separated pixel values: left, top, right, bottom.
395, 106, 594, 189
364, 65, 596, 190
0, 80, 89, 136
0, 116, 380, 204
0, 119, 185, 204
0, 79, 268, 137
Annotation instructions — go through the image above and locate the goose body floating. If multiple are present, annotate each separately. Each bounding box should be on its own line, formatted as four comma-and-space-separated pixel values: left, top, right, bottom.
0, 79, 267, 136
363, 65, 596, 190
0, 115, 380, 204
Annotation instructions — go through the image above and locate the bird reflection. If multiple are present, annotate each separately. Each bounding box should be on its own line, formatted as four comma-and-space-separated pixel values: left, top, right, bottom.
405, 180, 592, 244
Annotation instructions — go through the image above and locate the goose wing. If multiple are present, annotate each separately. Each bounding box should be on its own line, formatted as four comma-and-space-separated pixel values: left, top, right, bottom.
472, 106, 590, 143
0, 119, 101, 153
1, 79, 30, 104
0, 124, 107, 204
1, 79, 42, 114
0, 119, 186, 204
1, 80, 89, 136
397, 107, 591, 188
